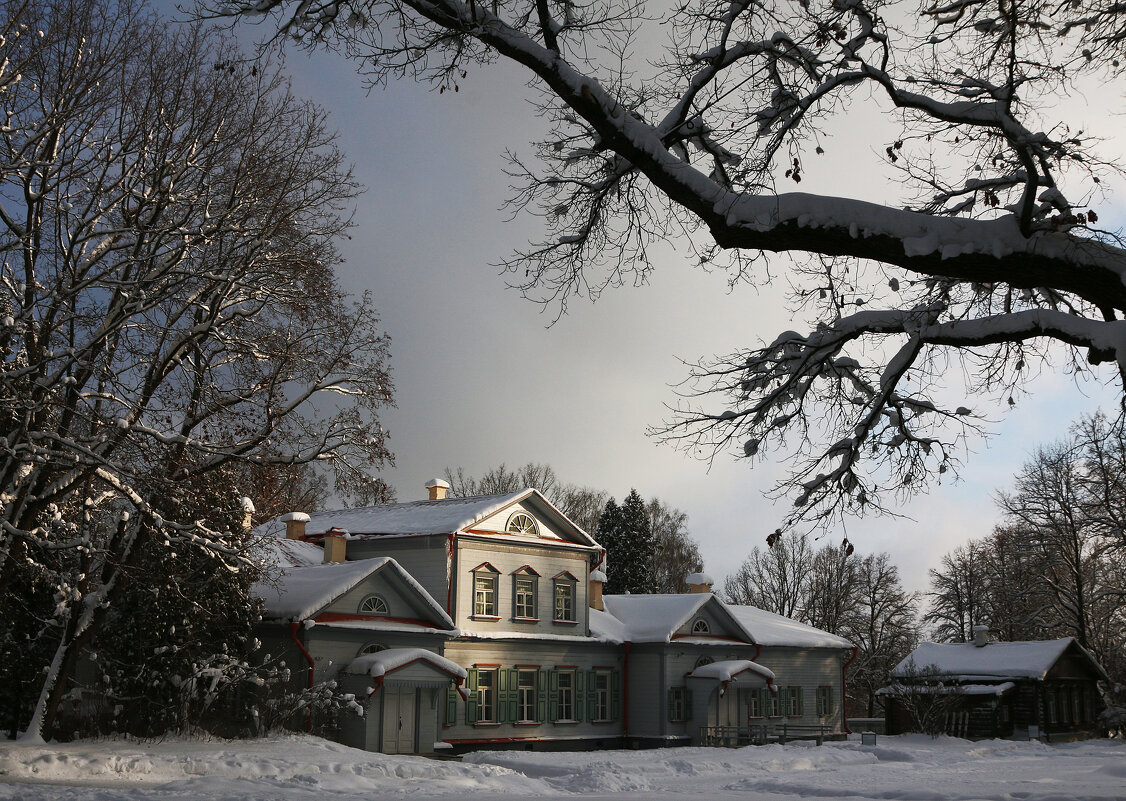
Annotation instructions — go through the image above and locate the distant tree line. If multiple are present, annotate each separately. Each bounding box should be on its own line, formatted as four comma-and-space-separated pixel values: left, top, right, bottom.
924, 414, 1126, 693
722, 533, 919, 718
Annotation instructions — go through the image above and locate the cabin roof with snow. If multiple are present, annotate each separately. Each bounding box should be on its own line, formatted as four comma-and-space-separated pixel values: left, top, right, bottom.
891, 637, 1107, 682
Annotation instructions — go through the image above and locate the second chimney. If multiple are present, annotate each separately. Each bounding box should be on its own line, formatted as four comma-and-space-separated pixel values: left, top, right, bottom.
425, 478, 450, 501
280, 511, 310, 540
686, 572, 715, 594
323, 527, 348, 563
972, 624, 990, 647
589, 569, 607, 611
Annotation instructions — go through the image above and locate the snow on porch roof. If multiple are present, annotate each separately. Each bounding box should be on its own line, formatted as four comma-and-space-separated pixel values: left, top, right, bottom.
689, 659, 777, 688
344, 647, 467, 681
890, 638, 1101, 681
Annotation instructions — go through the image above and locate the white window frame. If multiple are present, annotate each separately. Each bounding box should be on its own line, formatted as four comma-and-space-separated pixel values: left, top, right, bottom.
517, 669, 538, 723
691, 618, 710, 634
506, 512, 539, 537
553, 578, 576, 622
513, 572, 538, 619
594, 670, 611, 722
557, 670, 575, 722
477, 669, 497, 723
474, 574, 498, 617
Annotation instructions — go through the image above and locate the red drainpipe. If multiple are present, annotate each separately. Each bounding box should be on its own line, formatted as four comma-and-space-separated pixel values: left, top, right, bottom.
623, 641, 631, 740
841, 646, 859, 735
290, 622, 316, 732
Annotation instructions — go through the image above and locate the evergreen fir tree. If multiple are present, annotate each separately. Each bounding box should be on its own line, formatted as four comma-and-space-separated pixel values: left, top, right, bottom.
596, 498, 624, 594
597, 491, 656, 595
618, 489, 655, 594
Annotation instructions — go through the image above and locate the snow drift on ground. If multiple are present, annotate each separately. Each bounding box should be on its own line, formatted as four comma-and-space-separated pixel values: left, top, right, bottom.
2, 733, 1124, 800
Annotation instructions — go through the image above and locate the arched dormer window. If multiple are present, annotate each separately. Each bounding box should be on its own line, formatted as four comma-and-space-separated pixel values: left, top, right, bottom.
695, 655, 714, 669
358, 642, 386, 657
358, 595, 389, 616
506, 512, 538, 537
691, 618, 711, 635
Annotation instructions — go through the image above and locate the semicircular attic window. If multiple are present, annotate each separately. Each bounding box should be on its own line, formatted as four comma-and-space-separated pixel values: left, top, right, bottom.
358, 642, 386, 656
506, 512, 538, 537
695, 656, 714, 669
692, 618, 711, 635
358, 595, 389, 615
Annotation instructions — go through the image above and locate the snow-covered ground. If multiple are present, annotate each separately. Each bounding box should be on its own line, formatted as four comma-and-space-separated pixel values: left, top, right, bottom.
1, 734, 1124, 801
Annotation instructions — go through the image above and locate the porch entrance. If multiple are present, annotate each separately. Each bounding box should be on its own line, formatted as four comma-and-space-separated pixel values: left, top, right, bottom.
381, 685, 417, 754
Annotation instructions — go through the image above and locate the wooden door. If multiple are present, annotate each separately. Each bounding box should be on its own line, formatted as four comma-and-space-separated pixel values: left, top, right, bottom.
382, 687, 417, 754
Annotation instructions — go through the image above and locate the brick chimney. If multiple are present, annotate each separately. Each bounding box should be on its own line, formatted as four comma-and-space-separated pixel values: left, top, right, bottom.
686, 572, 714, 594
425, 478, 450, 501
323, 527, 348, 563
589, 569, 607, 611
279, 511, 310, 540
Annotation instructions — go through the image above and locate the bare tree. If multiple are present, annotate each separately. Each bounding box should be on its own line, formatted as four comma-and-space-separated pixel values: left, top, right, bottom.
844, 553, 919, 718
0, 0, 392, 740
923, 542, 988, 643
722, 531, 814, 618
804, 542, 857, 636
217, 0, 1126, 534
648, 498, 704, 593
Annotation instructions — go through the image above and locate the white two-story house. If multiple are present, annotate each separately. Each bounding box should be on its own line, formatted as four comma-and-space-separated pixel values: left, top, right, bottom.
253, 479, 853, 754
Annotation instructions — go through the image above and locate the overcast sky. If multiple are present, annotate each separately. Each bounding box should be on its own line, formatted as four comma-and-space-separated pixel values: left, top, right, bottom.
208, 8, 1124, 596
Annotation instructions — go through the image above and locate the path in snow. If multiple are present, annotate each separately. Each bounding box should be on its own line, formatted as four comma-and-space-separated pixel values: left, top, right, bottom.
0, 734, 1123, 800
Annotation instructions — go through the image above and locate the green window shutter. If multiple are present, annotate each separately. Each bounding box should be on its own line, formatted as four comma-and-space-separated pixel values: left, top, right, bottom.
667, 688, 676, 723
828, 687, 835, 713
685, 688, 693, 721
587, 670, 598, 720
548, 670, 559, 723
446, 686, 458, 726
507, 669, 519, 723
537, 668, 549, 722
497, 669, 508, 723
796, 687, 804, 716
611, 670, 622, 721
575, 670, 585, 722
467, 669, 479, 724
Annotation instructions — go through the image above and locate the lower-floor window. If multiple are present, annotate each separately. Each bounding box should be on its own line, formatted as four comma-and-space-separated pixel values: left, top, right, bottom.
594, 670, 611, 721
668, 686, 691, 722
787, 686, 804, 716
816, 686, 834, 717
557, 670, 575, 721
517, 669, 537, 723
477, 669, 497, 723
746, 687, 763, 718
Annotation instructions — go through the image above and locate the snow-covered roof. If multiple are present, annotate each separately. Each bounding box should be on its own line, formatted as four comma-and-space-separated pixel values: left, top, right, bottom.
344, 648, 466, 681
251, 489, 598, 547
878, 681, 1016, 697
725, 605, 853, 649
890, 638, 1103, 681
255, 536, 324, 569
689, 659, 777, 689
602, 593, 753, 643
253, 554, 454, 629
253, 492, 528, 539
588, 607, 628, 644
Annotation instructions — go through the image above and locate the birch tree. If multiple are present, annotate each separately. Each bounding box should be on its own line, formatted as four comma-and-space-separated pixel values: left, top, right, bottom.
0, 0, 393, 740
219, 0, 1126, 533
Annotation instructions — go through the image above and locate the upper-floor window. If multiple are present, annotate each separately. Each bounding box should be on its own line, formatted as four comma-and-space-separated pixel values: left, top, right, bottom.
553, 573, 577, 622
506, 512, 538, 537
472, 563, 500, 618
691, 618, 710, 634
512, 567, 539, 620
358, 595, 389, 615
